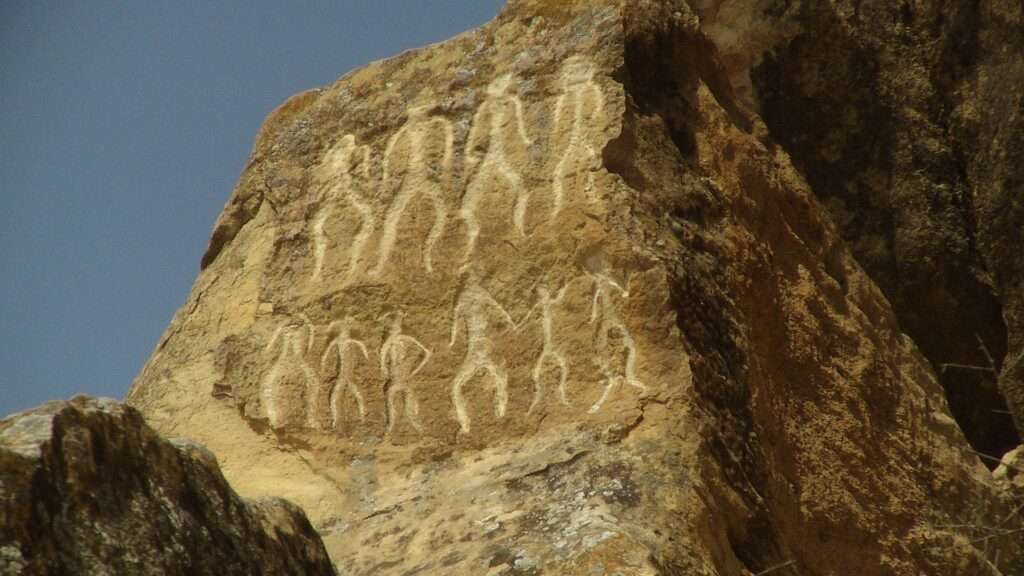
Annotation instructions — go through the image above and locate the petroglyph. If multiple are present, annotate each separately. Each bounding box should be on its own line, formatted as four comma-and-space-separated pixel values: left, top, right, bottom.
552, 57, 607, 214
320, 317, 369, 427
450, 272, 516, 433
372, 99, 454, 275
587, 273, 644, 413
459, 74, 533, 259
261, 315, 321, 429
311, 134, 375, 283
311, 211, 329, 281
380, 312, 432, 435
518, 282, 572, 413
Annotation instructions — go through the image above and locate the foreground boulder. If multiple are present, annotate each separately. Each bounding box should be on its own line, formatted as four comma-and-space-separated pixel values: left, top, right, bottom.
0, 396, 335, 576
128, 0, 1024, 573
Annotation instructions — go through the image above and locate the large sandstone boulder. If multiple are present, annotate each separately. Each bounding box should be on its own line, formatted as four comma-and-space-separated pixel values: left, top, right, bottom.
0, 396, 335, 576
128, 0, 1024, 573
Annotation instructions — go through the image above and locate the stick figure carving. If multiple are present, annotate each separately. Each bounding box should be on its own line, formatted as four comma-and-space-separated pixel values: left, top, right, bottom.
372, 98, 453, 275
459, 74, 533, 260
380, 312, 431, 435
518, 282, 572, 413
261, 315, 320, 429
311, 135, 374, 283
449, 272, 516, 433
320, 317, 369, 428
551, 57, 606, 215
587, 273, 644, 413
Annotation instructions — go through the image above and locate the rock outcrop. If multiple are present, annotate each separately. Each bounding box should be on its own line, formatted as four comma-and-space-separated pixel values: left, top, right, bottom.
0, 396, 336, 576
127, 1, 1024, 574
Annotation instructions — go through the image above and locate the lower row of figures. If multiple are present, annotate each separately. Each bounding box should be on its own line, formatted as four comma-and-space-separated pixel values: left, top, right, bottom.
253, 276, 648, 435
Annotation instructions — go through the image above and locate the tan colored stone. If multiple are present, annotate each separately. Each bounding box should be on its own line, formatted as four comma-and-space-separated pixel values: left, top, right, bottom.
127, 1, 1024, 574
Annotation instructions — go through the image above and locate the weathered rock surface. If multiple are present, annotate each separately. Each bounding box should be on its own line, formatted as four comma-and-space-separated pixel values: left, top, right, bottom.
694, 0, 1024, 455
127, 0, 1024, 574
0, 396, 336, 576
995, 446, 1024, 491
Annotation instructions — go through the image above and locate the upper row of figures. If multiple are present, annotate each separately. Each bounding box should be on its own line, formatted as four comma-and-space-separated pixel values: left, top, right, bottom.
259, 271, 645, 436
305, 57, 608, 283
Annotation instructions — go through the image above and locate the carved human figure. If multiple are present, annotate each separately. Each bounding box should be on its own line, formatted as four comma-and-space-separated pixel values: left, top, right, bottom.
449, 272, 516, 433
551, 57, 606, 215
311, 135, 375, 283
372, 98, 453, 275
459, 74, 533, 260
588, 273, 644, 413
518, 282, 571, 413
261, 315, 320, 429
380, 312, 432, 435
320, 317, 369, 428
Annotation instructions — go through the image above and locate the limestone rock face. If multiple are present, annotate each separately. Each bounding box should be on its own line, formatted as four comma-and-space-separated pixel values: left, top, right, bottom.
0, 396, 335, 576
128, 1, 1024, 574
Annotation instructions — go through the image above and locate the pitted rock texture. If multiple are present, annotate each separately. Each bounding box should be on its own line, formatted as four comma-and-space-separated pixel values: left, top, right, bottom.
128, 1, 1024, 574
0, 396, 335, 576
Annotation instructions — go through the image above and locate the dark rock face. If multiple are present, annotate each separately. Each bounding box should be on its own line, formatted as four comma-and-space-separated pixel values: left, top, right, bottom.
0, 396, 336, 576
739, 0, 1024, 457
957, 1, 1024, 442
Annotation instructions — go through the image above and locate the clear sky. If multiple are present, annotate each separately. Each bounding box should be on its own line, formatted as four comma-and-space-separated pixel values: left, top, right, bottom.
0, 1, 505, 417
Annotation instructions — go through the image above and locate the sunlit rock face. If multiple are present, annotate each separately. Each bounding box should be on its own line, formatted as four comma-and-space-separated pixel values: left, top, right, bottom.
127, 1, 1023, 574
0, 396, 336, 576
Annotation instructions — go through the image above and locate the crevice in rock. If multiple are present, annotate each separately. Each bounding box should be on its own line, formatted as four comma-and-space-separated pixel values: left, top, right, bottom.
748, 1, 1019, 463
514, 449, 590, 481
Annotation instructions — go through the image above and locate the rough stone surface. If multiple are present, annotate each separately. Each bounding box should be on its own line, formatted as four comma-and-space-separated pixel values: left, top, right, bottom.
995, 446, 1024, 491
0, 396, 336, 576
127, 1, 1024, 574
694, 0, 1024, 456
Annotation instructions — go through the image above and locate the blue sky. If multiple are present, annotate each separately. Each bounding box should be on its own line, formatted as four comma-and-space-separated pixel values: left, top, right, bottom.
0, 1, 505, 416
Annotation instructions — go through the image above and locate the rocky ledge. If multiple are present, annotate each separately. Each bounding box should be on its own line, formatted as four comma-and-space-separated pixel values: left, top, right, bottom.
0, 396, 335, 576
